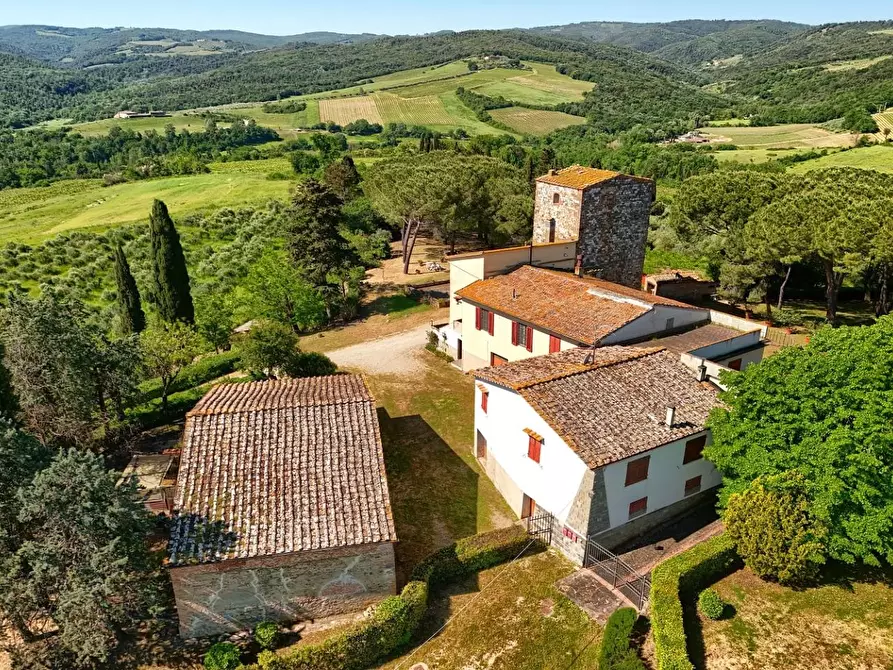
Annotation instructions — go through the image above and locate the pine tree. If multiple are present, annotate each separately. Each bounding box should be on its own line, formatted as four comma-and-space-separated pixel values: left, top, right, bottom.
113, 244, 145, 335
148, 200, 194, 324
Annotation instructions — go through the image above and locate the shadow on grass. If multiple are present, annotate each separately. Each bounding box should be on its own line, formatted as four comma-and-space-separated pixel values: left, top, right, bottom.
377, 409, 482, 586
362, 293, 426, 318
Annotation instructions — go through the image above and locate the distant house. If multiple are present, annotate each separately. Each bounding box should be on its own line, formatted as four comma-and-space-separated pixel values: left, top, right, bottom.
113, 110, 169, 119
472, 346, 722, 560
168, 374, 398, 638
114, 110, 139, 119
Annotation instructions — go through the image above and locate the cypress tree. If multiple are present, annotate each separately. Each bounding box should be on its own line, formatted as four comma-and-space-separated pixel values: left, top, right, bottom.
148, 200, 194, 324
113, 243, 146, 335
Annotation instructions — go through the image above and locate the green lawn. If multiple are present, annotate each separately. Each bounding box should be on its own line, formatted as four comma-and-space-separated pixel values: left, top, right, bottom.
789, 145, 893, 174
0, 165, 291, 244
713, 147, 822, 164
701, 568, 893, 669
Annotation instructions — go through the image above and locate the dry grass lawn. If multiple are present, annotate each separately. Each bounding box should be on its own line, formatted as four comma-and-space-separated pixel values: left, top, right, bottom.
700, 124, 860, 149
489, 107, 587, 135
701, 568, 893, 670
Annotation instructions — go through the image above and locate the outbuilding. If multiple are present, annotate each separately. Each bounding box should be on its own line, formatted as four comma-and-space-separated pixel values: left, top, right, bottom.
168, 374, 397, 637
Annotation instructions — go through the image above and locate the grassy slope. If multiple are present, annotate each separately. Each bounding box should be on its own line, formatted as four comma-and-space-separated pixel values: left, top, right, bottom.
699, 123, 859, 149
788, 145, 893, 173
60, 61, 590, 138
489, 107, 586, 135
0, 161, 291, 243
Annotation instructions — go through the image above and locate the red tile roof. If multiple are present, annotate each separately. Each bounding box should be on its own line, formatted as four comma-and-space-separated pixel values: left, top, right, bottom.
456, 266, 705, 345
169, 375, 397, 566
536, 165, 652, 190
475, 347, 720, 468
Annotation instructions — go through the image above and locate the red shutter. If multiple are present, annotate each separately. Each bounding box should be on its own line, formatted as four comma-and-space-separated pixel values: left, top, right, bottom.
481, 391, 488, 413
526, 326, 533, 352
475, 307, 481, 330
527, 436, 542, 463
511, 321, 518, 345
549, 335, 561, 354
488, 311, 494, 335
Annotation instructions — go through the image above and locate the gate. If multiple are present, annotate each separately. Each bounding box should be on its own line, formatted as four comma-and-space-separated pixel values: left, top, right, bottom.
583, 538, 651, 611
526, 510, 554, 545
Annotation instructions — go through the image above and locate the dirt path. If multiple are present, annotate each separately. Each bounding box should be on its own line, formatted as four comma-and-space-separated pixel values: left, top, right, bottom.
328, 324, 432, 376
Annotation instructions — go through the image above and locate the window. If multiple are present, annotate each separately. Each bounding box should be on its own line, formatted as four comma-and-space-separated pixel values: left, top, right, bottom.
727, 358, 742, 371
553, 192, 560, 204
548, 218, 556, 243
476, 430, 487, 460
683, 435, 707, 464
624, 455, 650, 486
526, 432, 542, 463
512, 321, 533, 351
480, 389, 489, 413
549, 335, 561, 354
665, 317, 675, 331
490, 353, 508, 366
684, 475, 702, 497
475, 307, 494, 334
628, 497, 648, 519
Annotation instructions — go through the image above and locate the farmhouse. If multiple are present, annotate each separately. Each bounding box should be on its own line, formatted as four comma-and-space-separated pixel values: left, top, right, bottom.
448, 265, 711, 371
472, 346, 722, 561
168, 374, 397, 638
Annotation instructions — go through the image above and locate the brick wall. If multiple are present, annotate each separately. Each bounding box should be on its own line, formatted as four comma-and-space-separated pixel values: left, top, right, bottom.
578, 177, 654, 288
170, 542, 396, 638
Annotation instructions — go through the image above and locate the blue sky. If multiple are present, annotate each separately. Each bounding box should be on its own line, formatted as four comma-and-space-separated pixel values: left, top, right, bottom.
4, 0, 890, 36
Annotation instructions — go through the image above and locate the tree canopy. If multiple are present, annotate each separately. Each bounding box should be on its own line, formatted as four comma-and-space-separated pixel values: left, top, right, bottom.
706, 317, 893, 567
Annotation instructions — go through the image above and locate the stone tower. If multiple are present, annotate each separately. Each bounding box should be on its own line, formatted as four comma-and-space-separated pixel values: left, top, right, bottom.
532, 165, 655, 288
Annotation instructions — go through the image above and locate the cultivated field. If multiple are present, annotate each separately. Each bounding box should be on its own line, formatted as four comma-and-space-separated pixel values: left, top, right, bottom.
789, 145, 893, 173
489, 106, 587, 134
0, 164, 291, 244
713, 147, 821, 164
318, 96, 384, 125
62, 60, 591, 138
700, 123, 860, 149
823, 55, 892, 72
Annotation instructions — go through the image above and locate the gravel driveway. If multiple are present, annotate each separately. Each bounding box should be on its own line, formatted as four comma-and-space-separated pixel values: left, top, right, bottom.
328, 324, 431, 376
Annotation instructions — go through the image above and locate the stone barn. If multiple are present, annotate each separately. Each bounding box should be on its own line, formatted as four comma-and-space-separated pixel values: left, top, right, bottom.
168, 374, 398, 638
532, 166, 655, 288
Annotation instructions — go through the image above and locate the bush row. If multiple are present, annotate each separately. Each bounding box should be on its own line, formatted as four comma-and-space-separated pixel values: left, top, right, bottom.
138, 350, 241, 402
598, 607, 645, 670
246, 525, 536, 670
650, 534, 742, 670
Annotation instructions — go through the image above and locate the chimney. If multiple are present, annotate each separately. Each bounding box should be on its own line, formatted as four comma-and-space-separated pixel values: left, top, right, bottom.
697, 364, 707, 382
574, 254, 583, 277
548, 169, 556, 176
665, 406, 676, 427
512, 288, 518, 299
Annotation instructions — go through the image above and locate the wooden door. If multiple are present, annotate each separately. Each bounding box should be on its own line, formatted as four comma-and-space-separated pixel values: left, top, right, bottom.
522, 494, 536, 518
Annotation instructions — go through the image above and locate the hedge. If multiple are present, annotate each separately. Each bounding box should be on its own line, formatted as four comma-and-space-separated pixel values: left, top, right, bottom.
650, 534, 742, 670
247, 525, 536, 670
598, 607, 645, 670
138, 350, 241, 402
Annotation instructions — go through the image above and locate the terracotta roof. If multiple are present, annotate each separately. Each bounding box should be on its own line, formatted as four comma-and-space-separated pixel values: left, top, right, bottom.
632, 324, 744, 355
169, 375, 397, 566
456, 266, 705, 345
646, 270, 710, 283
447, 239, 574, 260
476, 348, 720, 468
536, 165, 651, 190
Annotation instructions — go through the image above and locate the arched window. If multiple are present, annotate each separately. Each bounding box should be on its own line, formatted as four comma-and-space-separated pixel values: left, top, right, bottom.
552, 192, 560, 204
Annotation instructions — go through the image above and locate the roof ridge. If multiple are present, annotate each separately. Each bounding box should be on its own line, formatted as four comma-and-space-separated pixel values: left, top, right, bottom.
514, 346, 666, 390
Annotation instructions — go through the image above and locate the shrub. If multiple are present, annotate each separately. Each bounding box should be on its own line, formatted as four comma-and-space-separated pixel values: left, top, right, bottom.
697, 588, 725, 620
770, 307, 804, 327
598, 607, 645, 670
725, 472, 826, 585
254, 621, 280, 650
250, 525, 535, 670
283, 351, 337, 378
650, 534, 742, 670
204, 642, 241, 670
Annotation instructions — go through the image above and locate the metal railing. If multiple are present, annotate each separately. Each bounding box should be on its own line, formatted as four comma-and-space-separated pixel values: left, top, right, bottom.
583, 538, 651, 611
526, 511, 554, 545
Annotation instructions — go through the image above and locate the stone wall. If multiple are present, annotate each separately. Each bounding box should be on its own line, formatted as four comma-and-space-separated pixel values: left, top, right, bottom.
532, 183, 583, 244
170, 542, 397, 638
578, 177, 654, 288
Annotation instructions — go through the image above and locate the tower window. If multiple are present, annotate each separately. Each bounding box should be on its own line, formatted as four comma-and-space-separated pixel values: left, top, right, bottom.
548, 218, 556, 243
553, 192, 560, 204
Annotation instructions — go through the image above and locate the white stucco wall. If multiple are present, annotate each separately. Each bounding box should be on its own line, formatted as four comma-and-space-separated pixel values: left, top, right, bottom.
449, 256, 485, 324
712, 347, 764, 371
600, 305, 710, 345
600, 430, 722, 530
474, 381, 589, 527
691, 330, 762, 361
459, 302, 577, 371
